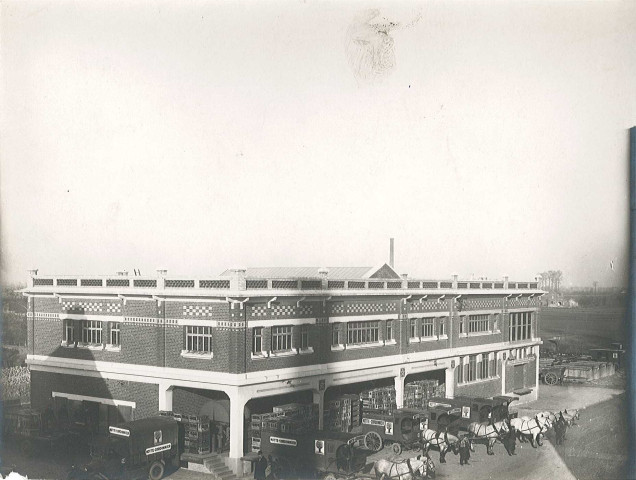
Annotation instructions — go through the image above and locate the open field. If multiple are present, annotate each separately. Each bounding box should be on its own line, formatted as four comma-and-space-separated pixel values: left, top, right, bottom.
539, 307, 627, 354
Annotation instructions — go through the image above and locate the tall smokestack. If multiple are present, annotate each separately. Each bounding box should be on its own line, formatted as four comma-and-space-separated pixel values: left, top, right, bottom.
390, 238, 395, 268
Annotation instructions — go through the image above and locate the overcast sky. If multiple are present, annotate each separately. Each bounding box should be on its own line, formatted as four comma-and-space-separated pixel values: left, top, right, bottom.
1, 0, 634, 288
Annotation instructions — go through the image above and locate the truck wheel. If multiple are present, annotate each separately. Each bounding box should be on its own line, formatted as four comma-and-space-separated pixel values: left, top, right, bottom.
392, 443, 402, 455
148, 461, 165, 480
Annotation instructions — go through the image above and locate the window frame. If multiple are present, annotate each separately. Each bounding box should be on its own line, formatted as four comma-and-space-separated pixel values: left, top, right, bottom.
63, 319, 75, 344
347, 321, 379, 345
421, 318, 434, 338
81, 320, 102, 345
184, 325, 213, 355
468, 314, 490, 334
300, 325, 309, 350
252, 327, 263, 354
272, 325, 293, 352
109, 322, 121, 347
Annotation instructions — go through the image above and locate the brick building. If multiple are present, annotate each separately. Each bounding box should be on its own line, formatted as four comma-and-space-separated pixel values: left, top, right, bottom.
24, 264, 542, 472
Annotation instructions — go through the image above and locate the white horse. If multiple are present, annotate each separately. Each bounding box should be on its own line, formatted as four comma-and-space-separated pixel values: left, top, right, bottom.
510, 414, 550, 447
374, 454, 435, 480
561, 409, 580, 426
420, 429, 459, 464
468, 419, 509, 455
538, 411, 558, 429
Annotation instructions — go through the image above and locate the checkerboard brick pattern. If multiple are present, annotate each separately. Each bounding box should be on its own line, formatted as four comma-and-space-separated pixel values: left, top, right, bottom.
408, 301, 448, 312
464, 298, 501, 310
62, 301, 103, 312
183, 305, 221, 316
346, 302, 398, 314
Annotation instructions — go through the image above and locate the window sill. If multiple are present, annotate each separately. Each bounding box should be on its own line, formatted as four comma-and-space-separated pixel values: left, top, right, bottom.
346, 341, 383, 350
331, 344, 345, 352
77, 343, 105, 351
181, 350, 213, 359
458, 376, 499, 386
420, 336, 437, 342
270, 349, 297, 358
460, 331, 494, 338
60, 341, 75, 348
384, 339, 397, 346
299, 347, 314, 355
409, 337, 421, 344
251, 352, 269, 360
438, 334, 448, 340
105, 345, 121, 352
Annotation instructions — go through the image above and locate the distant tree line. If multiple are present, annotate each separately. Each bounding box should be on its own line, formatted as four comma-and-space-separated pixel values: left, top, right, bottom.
2, 284, 27, 347
537, 270, 563, 292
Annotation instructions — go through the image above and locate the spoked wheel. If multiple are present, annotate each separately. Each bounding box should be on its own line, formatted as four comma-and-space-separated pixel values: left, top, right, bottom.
544, 372, 558, 385
392, 443, 402, 455
364, 431, 383, 452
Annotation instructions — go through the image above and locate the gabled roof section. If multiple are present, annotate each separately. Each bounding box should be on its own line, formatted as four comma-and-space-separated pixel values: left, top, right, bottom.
219, 265, 401, 279
365, 263, 401, 279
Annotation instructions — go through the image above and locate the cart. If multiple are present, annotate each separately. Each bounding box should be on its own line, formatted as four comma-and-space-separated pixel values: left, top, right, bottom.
3, 407, 69, 457
539, 366, 566, 385
360, 408, 425, 455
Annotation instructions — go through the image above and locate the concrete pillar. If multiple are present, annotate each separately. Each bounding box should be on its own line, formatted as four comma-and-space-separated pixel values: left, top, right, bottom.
313, 391, 325, 430
158, 383, 173, 411
230, 268, 247, 291
228, 389, 248, 472
394, 374, 405, 409
445, 365, 456, 398
27, 269, 38, 288
501, 352, 507, 395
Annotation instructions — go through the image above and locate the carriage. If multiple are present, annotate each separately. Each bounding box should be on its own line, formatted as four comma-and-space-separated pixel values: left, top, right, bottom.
360, 408, 426, 455
254, 430, 377, 479
539, 365, 567, 385
425, 395, 518, 435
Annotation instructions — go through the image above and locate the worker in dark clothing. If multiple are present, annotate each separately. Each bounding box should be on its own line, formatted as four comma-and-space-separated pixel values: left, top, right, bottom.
554, 417, 567, 445
503, 426, 517, 455
254, 451, 268, 480
458, 436, 471, 466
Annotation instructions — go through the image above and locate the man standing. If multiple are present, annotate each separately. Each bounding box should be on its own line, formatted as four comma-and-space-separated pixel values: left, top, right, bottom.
458, 435, 471, 466
254, 451, 268, 480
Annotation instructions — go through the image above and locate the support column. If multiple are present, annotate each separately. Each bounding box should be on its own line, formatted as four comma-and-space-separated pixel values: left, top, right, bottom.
313, 390, 325, 430
501, 352, 507, 395
394, 374, 405, 409
228, 389, 248, 473
445, 364, 456, 398
158, 383, 173, 411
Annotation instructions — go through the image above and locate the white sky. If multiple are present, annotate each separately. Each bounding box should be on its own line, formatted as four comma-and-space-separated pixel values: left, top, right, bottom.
1, 0, 634, 287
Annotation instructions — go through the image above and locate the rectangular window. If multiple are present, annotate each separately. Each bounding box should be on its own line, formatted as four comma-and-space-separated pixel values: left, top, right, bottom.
109, 322, 121, 346
438, 318, 446, 336
459, 318, 465, 334
509, 312, 532, 341
410, 319, 417, 338
386, 320, 393, 341
301, 325, 309, 350
421, 318, 434, 337
479, 356, 488, 379
332, 324, 340, 346
272, 326, 292, 352
467, 355, 477, 382
489, 353, 496, 376
63, 319, 74, 343
81, 320, 102, 345
253, 327, 263, 353
347, 321, 379, 345
468, 314, 489, 333
185, 326, 213, 353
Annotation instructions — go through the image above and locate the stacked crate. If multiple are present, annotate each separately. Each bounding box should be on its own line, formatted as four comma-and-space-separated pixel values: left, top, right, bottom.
249, 412, 279, 453
250, 403, 318, 450
360, 386, 397, 415
324, 394, 360, 432
360, 381, 446, 414
160, 412, 211, 455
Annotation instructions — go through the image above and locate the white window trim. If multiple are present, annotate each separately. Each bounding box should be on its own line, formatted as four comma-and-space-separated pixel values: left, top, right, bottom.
384, 339, 397, 346
250, 351, 269, 360
420, 336, 438, 343
409, 337, 422, 344
60, 341, 75, 348
105, 344, 121, 352
77, 343, 105, 351
298, 346, 314, 355
269, 349, 298, 358
181, 350, 214, 359
330, 344, 345, 352
437, 334, 449, 341
345, 340, 384, 350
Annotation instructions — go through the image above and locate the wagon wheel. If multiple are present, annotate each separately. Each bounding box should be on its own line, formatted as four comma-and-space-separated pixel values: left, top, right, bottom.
544, 372, 558, 385
364, 431, 383, 452
392, 443, 402, 455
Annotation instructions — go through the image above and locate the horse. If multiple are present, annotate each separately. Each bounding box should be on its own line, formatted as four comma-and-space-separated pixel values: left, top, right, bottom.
420, 428, 459, 464
561, 409, 580, 426
374, 454, 435, 480
510, 414, 550, 447
467, 419, 509, 455
538, 411, 558, 429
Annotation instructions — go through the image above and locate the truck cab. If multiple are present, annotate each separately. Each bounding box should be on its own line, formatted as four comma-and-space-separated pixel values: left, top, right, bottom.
72, 416, 178, 480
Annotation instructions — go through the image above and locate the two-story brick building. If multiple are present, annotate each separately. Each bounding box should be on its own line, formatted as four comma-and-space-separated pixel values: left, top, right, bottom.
24, 264, 542, 472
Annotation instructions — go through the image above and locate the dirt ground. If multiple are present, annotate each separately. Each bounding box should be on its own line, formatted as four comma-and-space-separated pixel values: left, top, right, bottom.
2, 378, 631, 480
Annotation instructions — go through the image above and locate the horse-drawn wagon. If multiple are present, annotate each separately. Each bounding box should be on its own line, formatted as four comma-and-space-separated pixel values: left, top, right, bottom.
539, 365, 566, 385
360, 408, 426, 455
254, 429, 377, 479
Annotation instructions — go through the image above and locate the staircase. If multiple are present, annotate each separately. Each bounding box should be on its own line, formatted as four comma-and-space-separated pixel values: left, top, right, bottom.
203, 453, 240, 480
